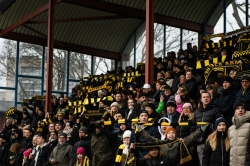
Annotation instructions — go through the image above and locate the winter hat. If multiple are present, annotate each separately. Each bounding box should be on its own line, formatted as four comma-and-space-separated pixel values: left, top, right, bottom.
123, 130, 132, 139
0, 133, 7, 141
145, 103, 155, 110
111, 102, 119, 108
165, 127, 176, 136
143, 83, 151, 89
214, 117, 227, 130
175, 95, 182, 104
233, 102, 245, 111
79, 126, 88, 133
199, 84, 206, 91
36, 131, 46, 140
182, 103, 193, 111
23, 148, 32, 157
76, 147, 85, 155
139, 110, 148, 116
55, 121, 63, 127
58, 132, 67, 138
166, 97, 177, 108
138, 92, 147, 98
223, 76, 234, 85
241, 74, 250, 82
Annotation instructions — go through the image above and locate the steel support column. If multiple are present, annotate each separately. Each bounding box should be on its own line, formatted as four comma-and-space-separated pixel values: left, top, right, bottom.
180, 29, 183, 50
66, 51, 70, 96
14, 41, 20, 107
41, 46, 45, 95
223, 0, 226, 33
134, 32, 136, 67
145, 0, 154, 85
45, 0, 55, 113
246, 0, 249, 26
163, 25, 166, 57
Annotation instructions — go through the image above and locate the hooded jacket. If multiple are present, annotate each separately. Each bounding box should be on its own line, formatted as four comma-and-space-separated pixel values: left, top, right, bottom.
228, 112, 250, 166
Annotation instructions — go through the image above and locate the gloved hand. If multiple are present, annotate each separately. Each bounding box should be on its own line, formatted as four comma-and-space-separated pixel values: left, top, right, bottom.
134, 124, 145, 132
200, 123, 210, 132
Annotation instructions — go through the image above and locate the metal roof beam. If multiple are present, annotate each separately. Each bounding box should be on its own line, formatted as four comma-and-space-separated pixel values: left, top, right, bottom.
2, 32, 120, 60
62, 0, 213, 34
0, 0, 62, 37
26, 15, 129, 24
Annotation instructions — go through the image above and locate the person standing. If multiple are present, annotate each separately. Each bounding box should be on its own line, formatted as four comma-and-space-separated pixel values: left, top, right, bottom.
49, 133, 73, 166
202, 117, 230, 166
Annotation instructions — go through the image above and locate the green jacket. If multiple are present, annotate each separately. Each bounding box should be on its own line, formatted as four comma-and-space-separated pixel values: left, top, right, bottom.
156, 101, 165, 114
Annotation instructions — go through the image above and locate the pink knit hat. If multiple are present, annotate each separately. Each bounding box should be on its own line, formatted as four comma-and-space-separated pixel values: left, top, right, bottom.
23, 148, 32, 157
182, 103, 193, 111
77, 147, 85, 155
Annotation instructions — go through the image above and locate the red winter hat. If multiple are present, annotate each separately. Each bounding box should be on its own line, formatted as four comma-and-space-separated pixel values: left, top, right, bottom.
23, 148, 32, 157
77, 147, 85, 155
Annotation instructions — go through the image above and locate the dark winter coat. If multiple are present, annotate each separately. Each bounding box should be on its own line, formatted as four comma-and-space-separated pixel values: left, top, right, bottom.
235, 87, 250, 111
31, 143, 49, 166
194, 103, 221, 143
219, 86, 237, 121
130, 126, 161, 158
163, 111, 180, 125
91, 133, 114, 166
72, 137, 91, 163
184, 77, 197, 100
21, 137, 33, 150
125, 107, 138, 121
0, 142, 10, 166
46, 140, 58, 166
202, 132, 230, 166
176, 115, 195, 138
171, 73, 181, 94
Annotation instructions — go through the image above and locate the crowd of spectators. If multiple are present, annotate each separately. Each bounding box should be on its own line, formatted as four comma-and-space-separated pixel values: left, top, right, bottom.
1, 42, 250, 166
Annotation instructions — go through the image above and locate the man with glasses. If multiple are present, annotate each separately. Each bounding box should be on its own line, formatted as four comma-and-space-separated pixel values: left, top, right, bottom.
236, 74, 250, 110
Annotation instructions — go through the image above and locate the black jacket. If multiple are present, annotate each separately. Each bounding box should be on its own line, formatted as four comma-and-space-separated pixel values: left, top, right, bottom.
0, 142, 10, 166
219, 86, 237, 121
73, 137, 91, 160
31, 144, 49, 166
185, 77, 197, 100
176, 115, 195, 138
202, 132, 230, 166
194, 103, 221, 143
171, 73, 181, 94
21, 137, 33, 150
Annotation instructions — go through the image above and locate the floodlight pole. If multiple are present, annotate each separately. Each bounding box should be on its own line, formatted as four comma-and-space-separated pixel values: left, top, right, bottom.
45, 0, 55, 113
145, 0, 154, 85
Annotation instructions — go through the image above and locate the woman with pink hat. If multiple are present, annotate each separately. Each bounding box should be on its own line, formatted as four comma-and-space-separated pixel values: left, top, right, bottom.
74, 147, 90, 166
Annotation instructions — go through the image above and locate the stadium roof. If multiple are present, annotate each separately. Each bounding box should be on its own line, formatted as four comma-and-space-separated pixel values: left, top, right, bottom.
0, 0, 232, 60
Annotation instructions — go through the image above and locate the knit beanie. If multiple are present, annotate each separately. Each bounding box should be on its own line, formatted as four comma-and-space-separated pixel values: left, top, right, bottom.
214, 117, 227, 130
123, 130, 132, 139
166, 97, 177, 108
111, 102, 119, 108
79, 126, 88, 133
165, 127, 176, 136
182, 103, 193, 111
76, 147, 85, 155
233, 102, 245, 112
138, 110, 148, 116
241, 74, 250, 82
223, 76, 234, 85
145, 103, 155, 110
23, 148, 32, 157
